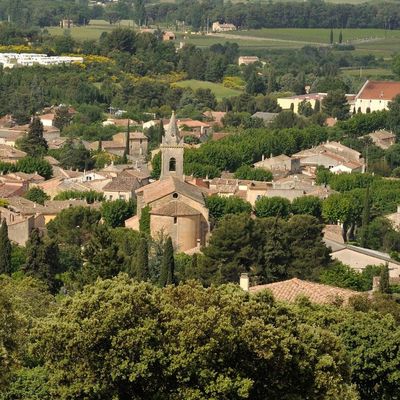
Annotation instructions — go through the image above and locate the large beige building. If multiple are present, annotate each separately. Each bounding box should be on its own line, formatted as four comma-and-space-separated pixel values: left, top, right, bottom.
355, 80, 400, 113
126, 112, 210, 252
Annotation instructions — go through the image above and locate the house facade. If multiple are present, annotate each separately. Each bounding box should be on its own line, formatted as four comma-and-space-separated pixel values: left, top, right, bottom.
354, 80, 400, 113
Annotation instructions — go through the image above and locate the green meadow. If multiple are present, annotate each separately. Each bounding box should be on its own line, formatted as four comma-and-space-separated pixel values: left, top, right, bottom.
173, 80, 242, 100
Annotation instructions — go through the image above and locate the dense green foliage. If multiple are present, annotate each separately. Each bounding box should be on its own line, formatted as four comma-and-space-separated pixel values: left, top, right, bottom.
24, 187, 50, 205
101, 199, 136, 228
202, 213, 330, 285
205, 195, 252, 224
29, 277, 358, 399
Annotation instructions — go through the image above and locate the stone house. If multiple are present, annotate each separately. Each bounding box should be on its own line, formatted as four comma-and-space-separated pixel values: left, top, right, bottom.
254, 154, 300, 174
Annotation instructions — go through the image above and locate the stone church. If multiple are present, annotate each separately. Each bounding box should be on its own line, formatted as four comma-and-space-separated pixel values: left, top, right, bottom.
126, 112, 209, 252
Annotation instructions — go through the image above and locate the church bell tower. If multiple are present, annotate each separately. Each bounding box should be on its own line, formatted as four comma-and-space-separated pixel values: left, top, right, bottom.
160, 111, 184, 180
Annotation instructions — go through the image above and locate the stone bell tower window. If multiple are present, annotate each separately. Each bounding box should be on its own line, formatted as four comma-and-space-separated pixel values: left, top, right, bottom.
169, 157, 176, 171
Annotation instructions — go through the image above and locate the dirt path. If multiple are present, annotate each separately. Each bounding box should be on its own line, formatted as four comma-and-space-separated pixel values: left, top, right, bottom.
207, 32, 328, 46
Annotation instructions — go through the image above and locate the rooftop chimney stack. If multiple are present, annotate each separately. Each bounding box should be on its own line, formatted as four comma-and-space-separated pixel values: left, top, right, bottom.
372, 276, 381, 292
240, 273, 249, 292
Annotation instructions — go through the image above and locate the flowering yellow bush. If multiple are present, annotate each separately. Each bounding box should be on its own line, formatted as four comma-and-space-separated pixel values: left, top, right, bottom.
83, 55, 115, 65
0, 45, 44, 53
223, 76, 245, 90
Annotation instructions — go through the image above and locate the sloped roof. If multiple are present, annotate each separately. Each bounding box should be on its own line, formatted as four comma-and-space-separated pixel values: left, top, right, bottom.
0, 144, 26, 159
356, 80, 400, 100
250, 278, 358, 305
103, 171, 140, 192
136, 176, 205, 205
150, 200, 201, 217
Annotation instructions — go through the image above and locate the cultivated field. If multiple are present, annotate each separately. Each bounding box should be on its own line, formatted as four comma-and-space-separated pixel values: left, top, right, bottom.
46, 20, 400, 65
173, 80, 242, 100
46, 19, 136, 41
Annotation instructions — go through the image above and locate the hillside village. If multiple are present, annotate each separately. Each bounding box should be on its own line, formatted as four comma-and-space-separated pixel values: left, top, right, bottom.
2, 1, 400, 397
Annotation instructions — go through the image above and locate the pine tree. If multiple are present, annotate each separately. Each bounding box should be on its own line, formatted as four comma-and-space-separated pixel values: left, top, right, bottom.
18, 117, 48, 157
339, 30, 343, 44
134, 235, 149, 281
314, 99, 321, 113
330, 29, 334, 44
53, 106, 72, 131
159, 237, 175, 287
379, 263, 390, 294
0, 219, 12, 275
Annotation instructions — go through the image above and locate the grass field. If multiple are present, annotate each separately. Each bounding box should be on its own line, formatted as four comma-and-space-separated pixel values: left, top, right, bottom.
233, 28, 400, 44
173, 80, 241, 99
47, 19, 135, 41
341, 67, 395, 79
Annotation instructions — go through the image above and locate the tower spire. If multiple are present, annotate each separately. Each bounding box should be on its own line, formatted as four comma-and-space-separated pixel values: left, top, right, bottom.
160, 111, 184, 180
163, 111, 180, 145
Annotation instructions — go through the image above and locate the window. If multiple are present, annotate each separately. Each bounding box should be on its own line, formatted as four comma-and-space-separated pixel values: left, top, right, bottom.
174, 217, 177, 224
119, 195, 126, 200
172, 192, 179, 199
169, 157, 176, 171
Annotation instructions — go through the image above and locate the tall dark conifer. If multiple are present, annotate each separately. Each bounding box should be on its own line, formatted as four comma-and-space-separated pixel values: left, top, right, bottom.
379, 263, 390, 294
0, 219, 12, 275
159, 237, 175, 287
134, 236, 149, 281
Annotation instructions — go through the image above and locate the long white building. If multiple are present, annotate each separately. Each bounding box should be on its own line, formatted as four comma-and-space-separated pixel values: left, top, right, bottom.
0, 53, 83, 68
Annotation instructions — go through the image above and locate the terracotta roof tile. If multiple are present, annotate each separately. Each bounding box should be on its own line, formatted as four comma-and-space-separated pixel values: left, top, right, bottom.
150, 200, 201, 217
136, 176, 205, 205
103, 171, 141, 192
357, 80, 400, 100
250, 278, 358, 305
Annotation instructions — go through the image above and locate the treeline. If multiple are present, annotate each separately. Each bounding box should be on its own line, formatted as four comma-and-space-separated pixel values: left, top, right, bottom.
147, 0, 400, 30
0, 0, 91, 28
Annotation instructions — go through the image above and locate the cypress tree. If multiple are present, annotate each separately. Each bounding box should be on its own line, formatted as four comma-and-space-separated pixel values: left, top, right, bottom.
339, 30, 343, 44
379, 263, 390, 294
139, 205, 151, 234
159, 237, 175, 287
122, 120, 130, 163
158, 119, 165, 144
314, 99, 321, 113
360, 186, 370, 248
330, 29, 333, 44
134, 235, 149, 281
0, 219, 11, 275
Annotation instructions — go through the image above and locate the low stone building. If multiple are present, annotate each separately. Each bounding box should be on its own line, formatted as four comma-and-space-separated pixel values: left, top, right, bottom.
0, 144, 26, 163
103, 170, 146, 201
254, 154, 300, 174
367, 130, 396, 150
212, 22, 236, 32
238, 56, 260, 66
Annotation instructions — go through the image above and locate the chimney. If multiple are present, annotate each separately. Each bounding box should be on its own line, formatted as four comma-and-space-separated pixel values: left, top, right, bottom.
262, 154, 265, 161
372, 276, 380, 292
240, 273, 249, 292
397, 205, 400, 215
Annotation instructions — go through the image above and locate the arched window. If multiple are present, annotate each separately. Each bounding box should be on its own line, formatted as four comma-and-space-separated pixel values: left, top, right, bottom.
169, 157, 176, 171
